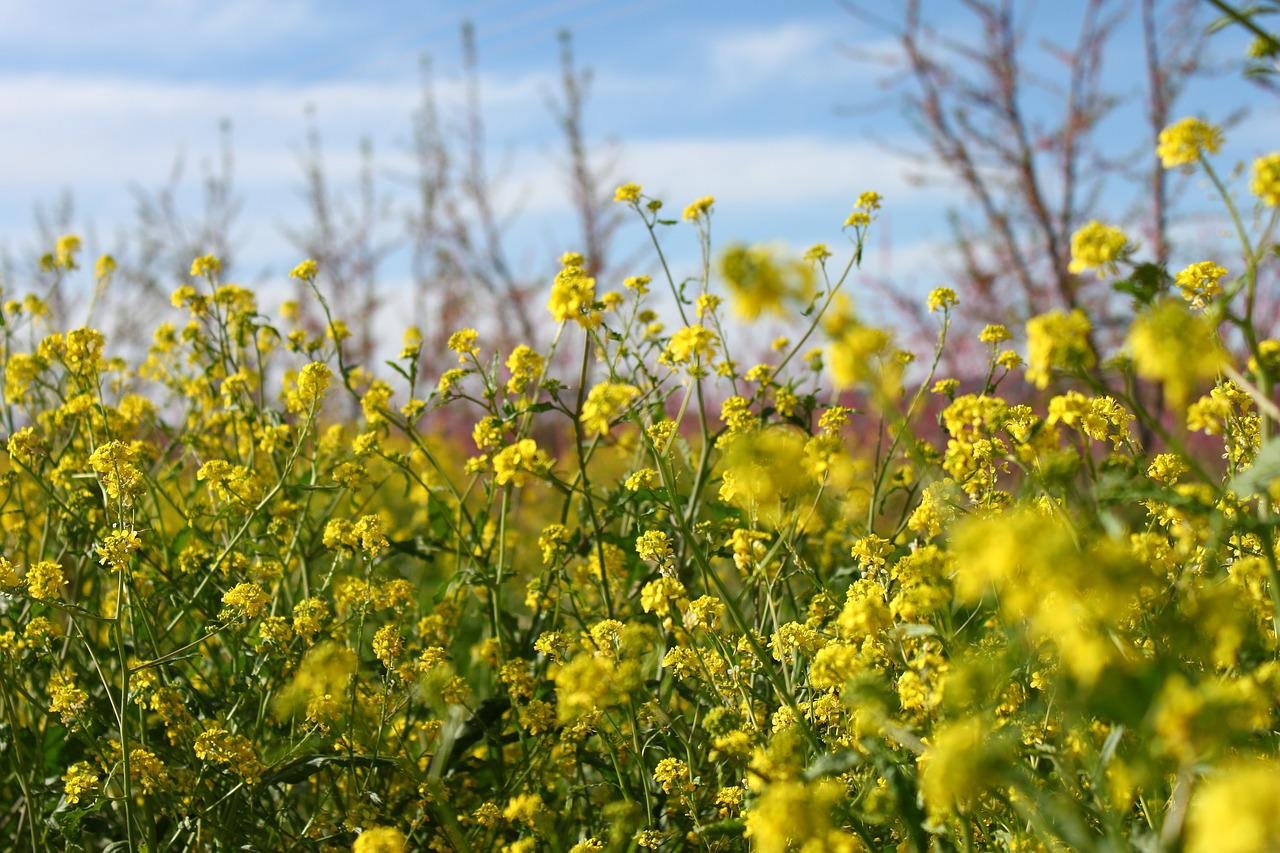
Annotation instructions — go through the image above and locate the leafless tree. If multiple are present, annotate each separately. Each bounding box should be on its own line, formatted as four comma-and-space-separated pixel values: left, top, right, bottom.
284, 110, 398, 372
9, 20, 622, 393
394, 23, 620, 379
842, 0, 1214, 369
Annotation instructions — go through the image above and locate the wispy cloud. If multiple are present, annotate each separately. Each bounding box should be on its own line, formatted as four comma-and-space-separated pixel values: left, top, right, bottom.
0, 70, 557, 197
0, 0, 322, 62
708, 21, 835, 88
501, 134, 951, 217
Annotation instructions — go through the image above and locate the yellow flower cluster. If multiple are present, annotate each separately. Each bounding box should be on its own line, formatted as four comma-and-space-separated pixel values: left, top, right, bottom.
580, 382, 640, 437
1156, 116, 1223, 168
0, 120, 1277, 853
1068, 220, 1128, 275
547, 252, 598, 327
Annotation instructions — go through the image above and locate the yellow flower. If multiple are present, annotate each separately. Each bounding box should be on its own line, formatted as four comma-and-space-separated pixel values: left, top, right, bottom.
918, 717, 1012, 817
1175, 260, 1228, 309
1185, 760, 1280, 853
653, 757, 689, 794
855, 190, 882, 210
979, 324, 1011, 344
372, 625, 403, 668
1251, 153, 1280, 206
25, 560, 65, 601
128, 747, 170, 794
843, 210, 870, 228
639, 576, 686, 615
273, 641, 356, 720
614, 182, 642, 203
580, 382, 640, 437
662, 324, 719, 367
54, 234, 81, 270
190, 254, 222, 278
447, 328, 480, 363
1156, 117, 1223, 168
803, 243, 831, 263
438, 368, 465, 395
547, 253, 599, 327
290, 258, 319, 280
1068, 220, 1128, 275
828, 322, 895, 393
288, 362, 332, 413
95, 253, 117, 280
221, 583, 269, 620
473, 416, 503, 451
635, 530, 674, 572
193, 727, 262, 783
64, 327, 105, 374
503, 792, 543, 827
926, 287, 958, 313
718, 244, 814, 320
96, 528, 142, 572
62, 761, 99, 805
361, 380, 393, 424
7, 425, 42, 463
505, 345, 544, 395
1128, 299, 1224, 407
682, 195, 715, 221
352, 514, 389, 556
744, 779, 855, 853
48, 667, 88, 722
353, 826, 407, 853
492, 438, 550, 486
1025, 309, 1094, 388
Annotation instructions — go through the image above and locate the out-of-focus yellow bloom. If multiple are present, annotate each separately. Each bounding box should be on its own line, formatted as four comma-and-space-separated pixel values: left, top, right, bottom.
1128, 299, 1225, 407
1025, 309, 1093, 388
682, 195, 715, 221
1251, 153, 1280, 206
613, 182, 642, 203
1068, 221, 1128, 275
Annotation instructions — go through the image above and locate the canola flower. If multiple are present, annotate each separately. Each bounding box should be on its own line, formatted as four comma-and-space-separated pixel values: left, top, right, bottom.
580, 382, 640, 437
1156, 116, 1223, 168
547, 251, 599, 327
718, 243, 816, 320
1128, 299, 1225, 407
1176, 260, 1228, 309
1025, 308, 1094, 388
1, 119, 1279, 853
1250, 153, 1280, 206
1068, 220, 1129, 275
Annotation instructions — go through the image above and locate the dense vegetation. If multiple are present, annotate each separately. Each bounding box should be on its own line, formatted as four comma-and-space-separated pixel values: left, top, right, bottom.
0, 119, 1279, 852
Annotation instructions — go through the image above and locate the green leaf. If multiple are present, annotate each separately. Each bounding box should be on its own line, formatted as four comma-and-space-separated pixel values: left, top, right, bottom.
699, 819, 745, 838
803, 750, 862, 780
262, 753, 397, 786
1111, 262, 1168, 307
384, 360, 413, 383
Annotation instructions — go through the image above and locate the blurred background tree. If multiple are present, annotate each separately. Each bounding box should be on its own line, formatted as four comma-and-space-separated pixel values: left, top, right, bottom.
841, 0, 1236, 366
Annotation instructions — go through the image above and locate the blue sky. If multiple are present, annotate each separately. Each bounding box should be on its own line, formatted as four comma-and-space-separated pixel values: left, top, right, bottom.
0, 0, 1269, 322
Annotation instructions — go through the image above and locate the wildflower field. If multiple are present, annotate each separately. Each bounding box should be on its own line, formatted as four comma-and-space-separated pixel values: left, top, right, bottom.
2, 115, 1280, 852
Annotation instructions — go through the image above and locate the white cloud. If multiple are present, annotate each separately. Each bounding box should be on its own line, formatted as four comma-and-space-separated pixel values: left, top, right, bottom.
496, 134, 954, 220
0, 0, 322, 58
704, 19, 898, 91
0, 71, 560, 191
0, 66, 951, 226
709, 21, 831, 85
